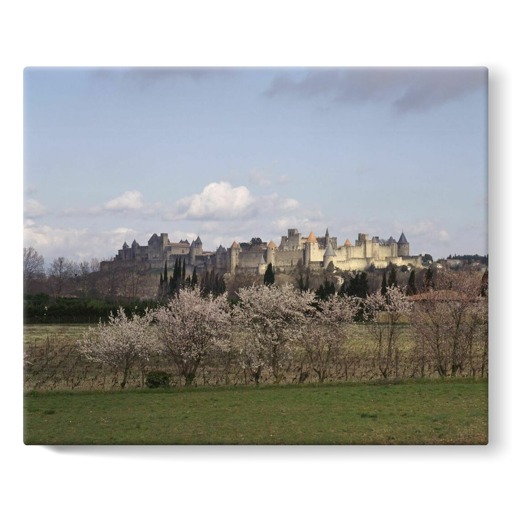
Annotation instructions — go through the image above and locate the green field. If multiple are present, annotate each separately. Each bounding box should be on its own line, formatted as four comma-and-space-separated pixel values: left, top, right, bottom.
24, 379, 487, 445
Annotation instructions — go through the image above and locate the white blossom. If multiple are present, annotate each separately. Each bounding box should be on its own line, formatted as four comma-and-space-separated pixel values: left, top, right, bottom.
233, 284, 315, 384
303, 294, 358, 382
363, 286, 412, 379
77, 307, 157, 388
154, 288, 231, 386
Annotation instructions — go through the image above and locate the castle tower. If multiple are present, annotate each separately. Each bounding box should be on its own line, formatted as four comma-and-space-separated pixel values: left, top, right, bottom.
148, 233, 161, 261
258, 255, 267, 275
397, 232, 410, 257
215, 245, 227, 271
229, 241, 240, 273
194, 236, 203, 255
266, 240, 277, 268
341, 238, 352, 261
304, 231, 318, 266
189, 235, 203, 265
131, 239, 140, 260
323, 241, 336, 269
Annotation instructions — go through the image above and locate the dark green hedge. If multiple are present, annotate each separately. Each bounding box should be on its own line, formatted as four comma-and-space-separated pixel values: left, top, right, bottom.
24, 294, 159, 324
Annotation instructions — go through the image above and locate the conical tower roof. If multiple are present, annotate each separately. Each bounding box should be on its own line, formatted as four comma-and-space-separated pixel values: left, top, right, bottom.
267, 240, 277, 249
230, 241, 240, 249
398, 232, 408, 244
324, 242, 336, 257
306, 231, 318, 243
344, 238, 352, 247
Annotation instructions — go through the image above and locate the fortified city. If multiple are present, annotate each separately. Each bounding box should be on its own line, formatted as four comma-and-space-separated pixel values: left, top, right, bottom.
101, 227, 422, 276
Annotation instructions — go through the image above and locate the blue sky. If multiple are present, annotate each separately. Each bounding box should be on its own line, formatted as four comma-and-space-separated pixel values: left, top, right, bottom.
24, 67, 488, 264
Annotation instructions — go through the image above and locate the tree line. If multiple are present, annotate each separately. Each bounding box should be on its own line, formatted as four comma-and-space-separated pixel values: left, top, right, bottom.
24, 246, 163, 300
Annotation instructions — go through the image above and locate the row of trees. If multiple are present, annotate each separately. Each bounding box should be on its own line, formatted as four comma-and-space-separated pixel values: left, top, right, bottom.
77, 270, 487, 388
24, 246, 157, 300
24, 247, 103, 297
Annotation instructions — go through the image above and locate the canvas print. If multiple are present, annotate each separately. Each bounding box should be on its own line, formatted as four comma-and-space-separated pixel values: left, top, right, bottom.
23, 67, 488, 444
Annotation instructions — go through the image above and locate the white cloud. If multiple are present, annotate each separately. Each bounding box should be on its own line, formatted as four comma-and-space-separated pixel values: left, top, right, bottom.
403, 220, 437, 237
169, 181, 302, 222
272, 212, 326, 235
279, 197, 300, 211
24, 198, 47, 218
276, 174, 291, 185
439, 229, 450, 241
23, 220, 137, 263
171, 182, 256, 220
248, 169, 292, 188
103, 190, 143, 211
248, 170, 272, 187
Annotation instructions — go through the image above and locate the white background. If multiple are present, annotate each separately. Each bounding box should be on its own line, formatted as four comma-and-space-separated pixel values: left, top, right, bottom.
2, 1, 509, 510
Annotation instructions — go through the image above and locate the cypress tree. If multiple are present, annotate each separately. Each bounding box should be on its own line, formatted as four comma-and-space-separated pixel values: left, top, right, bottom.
388, 265, 397, 288
316, 284, 326, 301
173, 258, 180, 282
215, 273, 226, 295
359, 272, 369, 298
201, 270, 210, 296
407, 270, 417, 296
346, 273, 358, 297
347, 271, 369, 299
346, 271, 368, 321
316, 278, 336, 301
191, 267, 198, 289
381, 272, 388, 295
263, 263, 275, 286
159, 273, 164, 296
424, 267, 434, 290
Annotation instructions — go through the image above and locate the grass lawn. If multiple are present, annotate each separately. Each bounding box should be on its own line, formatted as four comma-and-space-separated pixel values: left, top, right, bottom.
24, 379, 487, 445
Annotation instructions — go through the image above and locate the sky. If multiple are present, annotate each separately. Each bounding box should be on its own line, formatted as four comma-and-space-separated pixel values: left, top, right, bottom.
24, 67, 488, 264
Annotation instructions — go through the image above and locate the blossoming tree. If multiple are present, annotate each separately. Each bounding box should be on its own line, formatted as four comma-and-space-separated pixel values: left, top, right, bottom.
77, 307, 157, 389
233, 284, 315, 384
303, 294, 358, 383
364, 286, 412, 379
411, 270, 488, 377
154, 288, 231, 386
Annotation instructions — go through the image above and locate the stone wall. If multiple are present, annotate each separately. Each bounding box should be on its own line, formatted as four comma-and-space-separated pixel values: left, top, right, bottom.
274, 249, 304, 270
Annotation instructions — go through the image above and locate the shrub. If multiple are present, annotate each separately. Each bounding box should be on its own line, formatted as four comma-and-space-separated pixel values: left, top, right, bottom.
146, 371, 171, 389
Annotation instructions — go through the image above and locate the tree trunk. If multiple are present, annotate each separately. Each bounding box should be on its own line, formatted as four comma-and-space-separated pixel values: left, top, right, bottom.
120, 365, 129, 389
